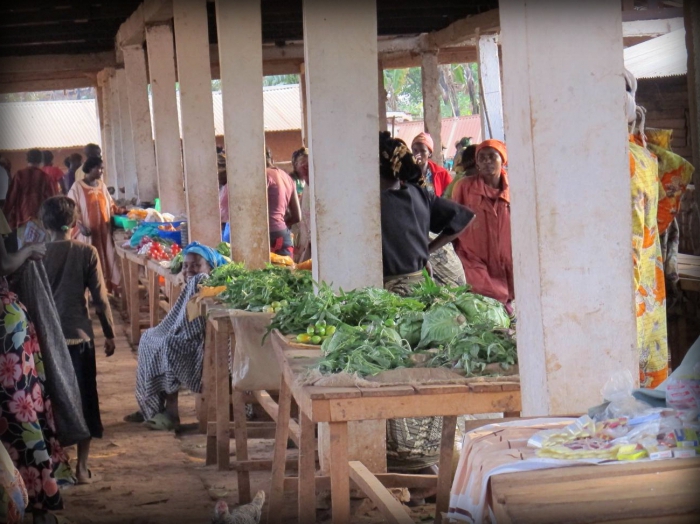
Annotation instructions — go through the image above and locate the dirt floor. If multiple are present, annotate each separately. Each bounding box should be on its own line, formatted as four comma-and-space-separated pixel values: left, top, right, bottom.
53, 314, 439, 524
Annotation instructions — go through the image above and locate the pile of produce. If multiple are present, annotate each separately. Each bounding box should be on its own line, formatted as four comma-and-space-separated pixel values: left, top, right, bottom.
268, 274, 517, 377
170, 242, 231, 274
136, 237, 181, 262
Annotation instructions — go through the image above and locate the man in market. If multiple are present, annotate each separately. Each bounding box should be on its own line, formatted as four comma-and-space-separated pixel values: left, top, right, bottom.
73, 143, 101, 185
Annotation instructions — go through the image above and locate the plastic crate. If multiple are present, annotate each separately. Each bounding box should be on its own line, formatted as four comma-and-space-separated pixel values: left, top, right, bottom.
157, 229, 182, 246
113, 215, 138, 230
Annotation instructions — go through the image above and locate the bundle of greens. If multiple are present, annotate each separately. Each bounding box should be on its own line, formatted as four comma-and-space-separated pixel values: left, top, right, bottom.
317, 322, 413, 375
206, 261, 246, 288
218, 265, 313, 312
216, 242, 231, 257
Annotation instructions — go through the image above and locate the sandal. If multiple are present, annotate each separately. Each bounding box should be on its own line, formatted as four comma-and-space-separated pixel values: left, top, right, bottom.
123, 411, 145, 423
143, 413, 177, 431
76, 469, 100, 485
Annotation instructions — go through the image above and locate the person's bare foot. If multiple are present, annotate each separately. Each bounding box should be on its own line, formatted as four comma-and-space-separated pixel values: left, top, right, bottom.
76, 468, 99, 485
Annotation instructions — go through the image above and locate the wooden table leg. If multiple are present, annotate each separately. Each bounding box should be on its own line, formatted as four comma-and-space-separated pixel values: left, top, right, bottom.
147, 268, 159, 327
119, 255, 129, 315
232, 388, 251, 503
268, 377, 293, 524
203, 326, 216, 464
329, 421, 350, 524
215, 328, 231, 471
434, 415, 457, 524
298, 411, 316, 523
128, 259, 140, 345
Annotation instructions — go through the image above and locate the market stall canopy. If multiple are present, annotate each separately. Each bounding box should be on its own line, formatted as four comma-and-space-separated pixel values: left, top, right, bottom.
624, 28, 688, 79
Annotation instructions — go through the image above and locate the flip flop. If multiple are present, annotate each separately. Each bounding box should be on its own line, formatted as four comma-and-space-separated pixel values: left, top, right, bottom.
143, 413, 176, 431
76, 469, 101, 485
123, 411, 145, 423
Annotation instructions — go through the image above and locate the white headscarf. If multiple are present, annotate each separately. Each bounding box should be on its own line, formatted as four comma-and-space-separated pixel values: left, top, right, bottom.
624, 68, 638, 124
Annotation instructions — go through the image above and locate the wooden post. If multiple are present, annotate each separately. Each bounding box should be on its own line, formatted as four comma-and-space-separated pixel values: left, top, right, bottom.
685, 0, 700, 211
146, 23, 187, 217
108, 72, 126, 197
304, 0, 383, 290
500, 0, 637, 415
215, 0, 269, 268
97, 71, 117, 188
421, 50, 443, 165
378, 60, 387, 132
477, 34, 505, 141
173, 0, 221, 247
116, 68, 138, 201
123, 44, 159, 204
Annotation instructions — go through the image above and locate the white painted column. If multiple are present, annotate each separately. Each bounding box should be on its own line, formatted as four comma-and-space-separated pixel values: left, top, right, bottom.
146, 23, 187, 216
109, 73, 126, 197
299, 63, 309, 146
378, 60, 387, 132
304, 0, 386, 477
478, 34, 505, 141
95, 78, 110, 186
116, 68, 138, 200
421, 51, 443, 164
123, 44, 159, 204
173, 0, 220, 246
500, 0, 637, 415
304, 0, 383, 290
215, 0, 269, 267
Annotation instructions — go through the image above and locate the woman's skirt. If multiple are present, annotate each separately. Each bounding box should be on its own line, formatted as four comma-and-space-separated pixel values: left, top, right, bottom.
67, 341, 103, 439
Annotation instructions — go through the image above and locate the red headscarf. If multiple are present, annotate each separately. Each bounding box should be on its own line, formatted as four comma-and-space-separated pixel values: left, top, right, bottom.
475, 139, 509, 202
411, 132, 434, 153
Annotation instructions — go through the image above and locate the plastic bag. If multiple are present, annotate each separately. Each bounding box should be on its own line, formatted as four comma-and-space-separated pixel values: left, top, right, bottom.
229, 311, 282, 391
600, 370, 652, 419
665, 363, 700, 411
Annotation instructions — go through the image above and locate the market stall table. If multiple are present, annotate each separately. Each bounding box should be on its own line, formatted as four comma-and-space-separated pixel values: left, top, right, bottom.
267, 330, 522, 524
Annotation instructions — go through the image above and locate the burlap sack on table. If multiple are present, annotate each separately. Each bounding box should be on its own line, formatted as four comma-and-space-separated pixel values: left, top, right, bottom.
229, 310, 281, 391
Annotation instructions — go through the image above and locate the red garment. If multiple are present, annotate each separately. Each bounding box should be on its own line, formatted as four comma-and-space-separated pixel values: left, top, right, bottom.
4, 167, 58, 229
451, 174, 513, 305
266, 167, 295, 232
427, 160, 453, 197
42, 165, 64, 183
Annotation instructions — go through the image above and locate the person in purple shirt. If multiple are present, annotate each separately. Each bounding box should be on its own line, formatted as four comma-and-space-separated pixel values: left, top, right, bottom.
61, 153, 82, 194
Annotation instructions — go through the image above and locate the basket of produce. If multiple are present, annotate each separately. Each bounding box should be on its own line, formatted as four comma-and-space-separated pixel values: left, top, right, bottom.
155, 222, 183, 245
113, 215, 138, 230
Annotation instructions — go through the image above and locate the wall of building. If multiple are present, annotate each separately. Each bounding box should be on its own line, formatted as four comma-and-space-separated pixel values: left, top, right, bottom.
0, 146, 83, 176
636, 75, 691, 161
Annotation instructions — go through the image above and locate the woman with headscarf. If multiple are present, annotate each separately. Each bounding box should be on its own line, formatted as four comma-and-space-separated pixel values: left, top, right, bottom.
451, 139, 514, 312
125, 242, 228, 430
379, 131, 473, 472
410, 132, 453, 197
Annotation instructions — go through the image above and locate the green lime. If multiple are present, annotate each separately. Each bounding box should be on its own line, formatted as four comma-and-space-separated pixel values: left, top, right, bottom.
297, 333, 311, 343
271, 301, 281, 309
316, 319, 327, 327
279, 300, 289, 307
315, 326, 326, 336
262, 305, 274, 313
307, 325, 316, 335
325, 325, 336, 336
310, 335, 322, 345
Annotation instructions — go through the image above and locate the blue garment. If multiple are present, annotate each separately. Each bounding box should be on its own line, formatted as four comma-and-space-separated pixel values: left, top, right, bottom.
182, 241, 227, 268
223, 222, 230, 243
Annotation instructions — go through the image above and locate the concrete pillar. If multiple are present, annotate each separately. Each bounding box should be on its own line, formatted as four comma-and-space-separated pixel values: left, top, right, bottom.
500, 0, 637, 415
109, 73, 126, 197
299, 63, 309, 146
146, 23, 187, 216
215, 0, 269, 267
378, 60, 387, 132
95, 78, 111, 186
116, 67, 138, 200
303, 0, 386, 479
478, 34, 505, 141
173, 0, 220, 246
123, 44, 159, 204
421, 51, 442, 164
304, 0, 383, 290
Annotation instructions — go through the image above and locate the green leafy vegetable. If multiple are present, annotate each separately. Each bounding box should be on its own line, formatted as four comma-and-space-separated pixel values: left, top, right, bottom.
206, 262, 247, 287
216, 242, 231, 257
454, 294, 510, 329
418, 304, 466, 348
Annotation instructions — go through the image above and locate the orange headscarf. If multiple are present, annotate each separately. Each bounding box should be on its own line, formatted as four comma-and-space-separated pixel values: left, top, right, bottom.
475, 139, 509, 202
411, 132, 434, 153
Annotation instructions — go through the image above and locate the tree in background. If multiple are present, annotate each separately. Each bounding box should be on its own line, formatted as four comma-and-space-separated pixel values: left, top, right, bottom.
383, 63, 480, 119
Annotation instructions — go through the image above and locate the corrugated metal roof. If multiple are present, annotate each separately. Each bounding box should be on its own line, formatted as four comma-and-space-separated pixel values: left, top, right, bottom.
1, 84, 303, 151
624, 28, 687, 79
0, 99, 100, 151
392, 115, 482, 158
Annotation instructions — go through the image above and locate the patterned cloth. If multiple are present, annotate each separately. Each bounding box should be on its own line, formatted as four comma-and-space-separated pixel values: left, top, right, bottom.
429, 234, 467, 288
135, 274, 208, 420
1, 437, 27, 524
630, 136, 668, 388
0, 284, 70, 512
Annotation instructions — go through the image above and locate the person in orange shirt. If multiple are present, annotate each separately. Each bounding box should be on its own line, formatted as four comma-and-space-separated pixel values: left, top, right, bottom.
451, 139, 514, 313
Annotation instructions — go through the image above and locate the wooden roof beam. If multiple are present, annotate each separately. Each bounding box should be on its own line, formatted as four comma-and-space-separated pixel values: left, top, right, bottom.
622, 17, 684, 38
0, 52, 116, 75
116, 0, 173, 63
424, 8, 500, 49
0, 75, 96, 94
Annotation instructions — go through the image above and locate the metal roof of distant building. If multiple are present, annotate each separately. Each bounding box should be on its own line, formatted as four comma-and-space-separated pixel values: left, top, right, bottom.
392, 115, 482, 158
0, 84, 304, 151
0, 98, 99, 151
624, 28, 687, 79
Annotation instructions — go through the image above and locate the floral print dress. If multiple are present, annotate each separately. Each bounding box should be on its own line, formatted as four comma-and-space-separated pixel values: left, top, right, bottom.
0, 281, 70, 512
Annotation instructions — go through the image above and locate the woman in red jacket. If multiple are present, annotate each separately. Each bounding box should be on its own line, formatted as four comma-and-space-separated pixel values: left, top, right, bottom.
411, 132, 453, 197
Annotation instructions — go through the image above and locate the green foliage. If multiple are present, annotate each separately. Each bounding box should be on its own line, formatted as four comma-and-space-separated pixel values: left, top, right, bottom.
218, 265, 313, 312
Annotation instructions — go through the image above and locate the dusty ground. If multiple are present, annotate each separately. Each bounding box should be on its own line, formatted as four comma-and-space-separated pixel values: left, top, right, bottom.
52, 314, 438, 524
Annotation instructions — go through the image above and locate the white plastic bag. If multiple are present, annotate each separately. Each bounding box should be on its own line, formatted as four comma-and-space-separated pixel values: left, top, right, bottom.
600, 370, 652, 419
229, 311, 282, 391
